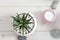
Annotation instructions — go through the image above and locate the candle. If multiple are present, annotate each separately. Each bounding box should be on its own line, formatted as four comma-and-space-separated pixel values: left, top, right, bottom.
41, 9, 56, 24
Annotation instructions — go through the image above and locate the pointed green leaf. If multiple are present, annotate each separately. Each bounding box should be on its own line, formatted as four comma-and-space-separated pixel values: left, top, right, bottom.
27, 25, 32, 30
25, 24, 32, 30
26, 22, 34, 24
27, 17, 33, 22
24, 26, 30, 33
22, 13, 25, 20
13, 21, 20, 26
22, 27, 24, 35
25, 14, 28, 20
11, 16, 18, 22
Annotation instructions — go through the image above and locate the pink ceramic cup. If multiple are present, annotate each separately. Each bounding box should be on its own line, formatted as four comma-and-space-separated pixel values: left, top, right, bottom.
41, 9, 56, 24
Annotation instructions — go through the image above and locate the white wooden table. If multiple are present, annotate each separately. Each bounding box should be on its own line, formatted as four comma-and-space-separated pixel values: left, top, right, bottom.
0, 0, 60, 40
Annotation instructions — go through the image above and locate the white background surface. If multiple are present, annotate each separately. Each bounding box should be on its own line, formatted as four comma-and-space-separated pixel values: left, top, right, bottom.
0, 0, 60, 40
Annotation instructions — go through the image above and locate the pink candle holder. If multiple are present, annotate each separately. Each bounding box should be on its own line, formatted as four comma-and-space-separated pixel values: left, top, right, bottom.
41, 9, 56, 24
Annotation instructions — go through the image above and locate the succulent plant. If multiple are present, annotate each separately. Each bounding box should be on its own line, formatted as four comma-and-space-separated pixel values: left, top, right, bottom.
11, 13, 35, 36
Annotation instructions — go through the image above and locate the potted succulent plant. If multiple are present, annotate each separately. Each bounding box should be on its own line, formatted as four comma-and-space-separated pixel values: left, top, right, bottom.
11, 13, 36, 40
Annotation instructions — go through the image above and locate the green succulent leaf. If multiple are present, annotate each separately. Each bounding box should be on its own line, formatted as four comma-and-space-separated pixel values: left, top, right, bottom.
27, 17, 33, 22
26, 22, 34, 24
26, 25, 32, 30
24, 26, 30, 33
11, 16, 19, 22
25, 14, 29, 20
22, 13, 25, 20
22, 27, 24, 35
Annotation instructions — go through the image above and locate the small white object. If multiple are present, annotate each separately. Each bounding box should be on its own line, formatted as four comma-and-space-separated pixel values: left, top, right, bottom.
44, 11, 54, 21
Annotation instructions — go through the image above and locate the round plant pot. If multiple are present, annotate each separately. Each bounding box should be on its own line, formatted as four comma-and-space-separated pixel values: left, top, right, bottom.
41, 9, 56, 24
12, 13, 36, 36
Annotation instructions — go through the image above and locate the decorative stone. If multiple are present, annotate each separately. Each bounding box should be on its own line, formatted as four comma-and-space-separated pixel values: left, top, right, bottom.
50, 29, 60, 38
18, 36, 27, 40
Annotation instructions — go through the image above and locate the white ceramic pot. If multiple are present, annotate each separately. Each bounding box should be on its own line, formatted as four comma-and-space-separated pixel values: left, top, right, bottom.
12, 13, 36, 36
